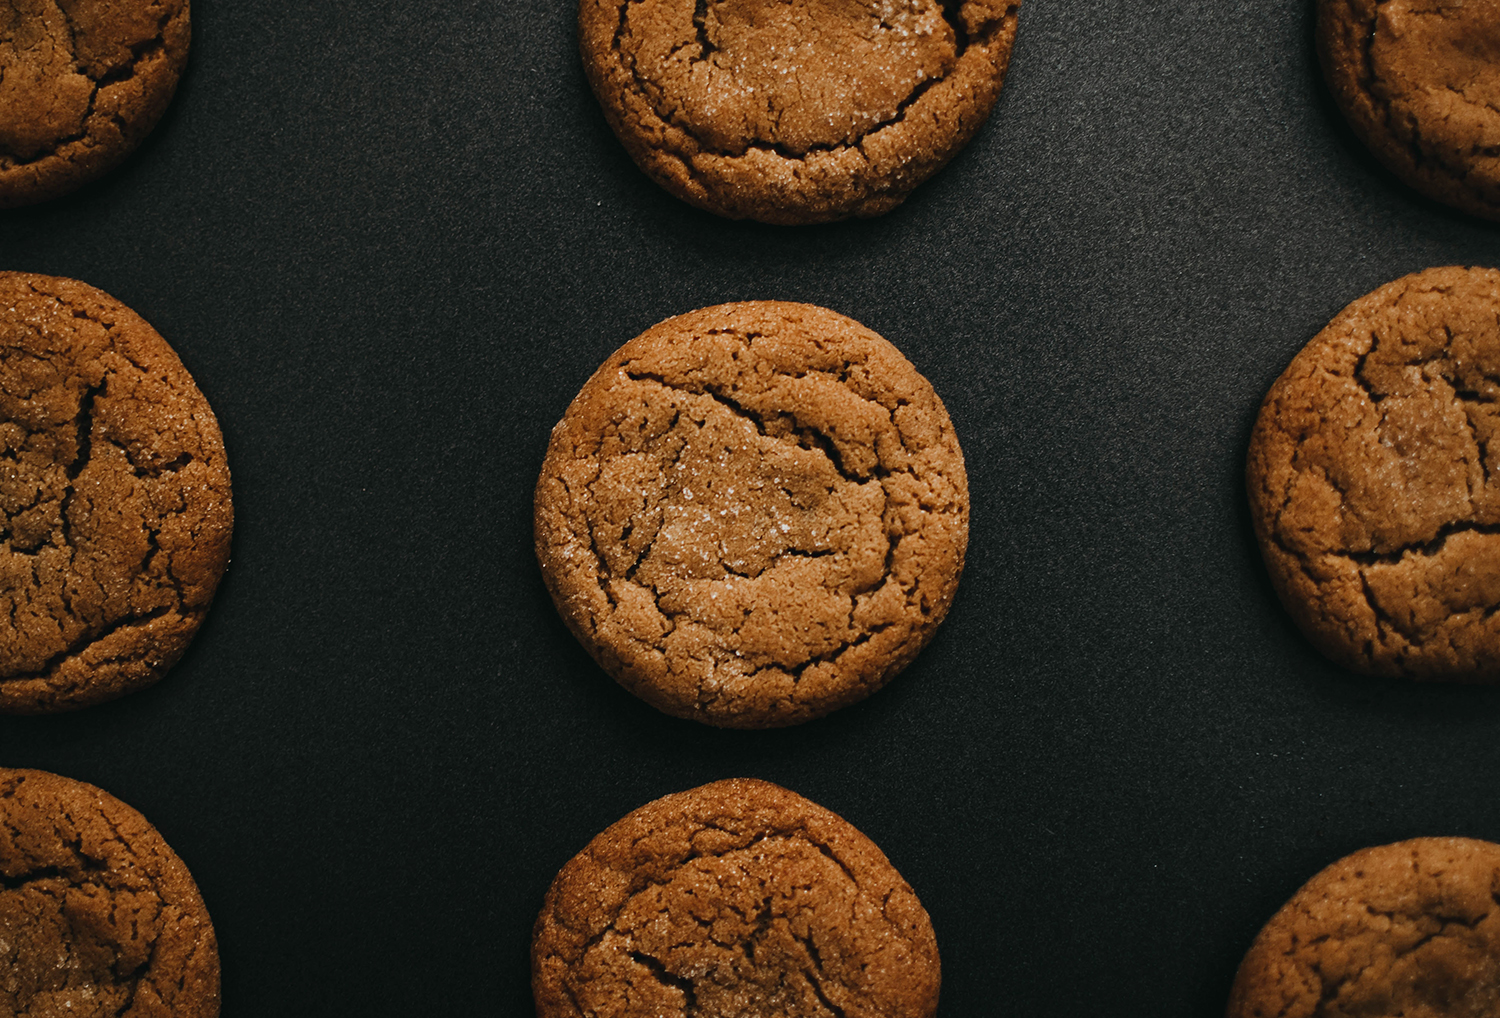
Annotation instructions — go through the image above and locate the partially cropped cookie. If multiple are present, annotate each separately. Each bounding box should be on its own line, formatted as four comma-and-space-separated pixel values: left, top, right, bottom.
1227, 837, 1500, 1017
0, 768, 220, 1017
533, 778, 940, 1018
0, 0, 191, 208
1247, 266, 1500, 679
579, 0, 1021, 224
534, 301, 968, 727
1318, 0, 1500, 222
0, 273, 232, 712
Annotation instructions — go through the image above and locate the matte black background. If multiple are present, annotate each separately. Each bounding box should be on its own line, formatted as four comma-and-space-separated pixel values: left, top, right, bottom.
3, 0, 1500, 1013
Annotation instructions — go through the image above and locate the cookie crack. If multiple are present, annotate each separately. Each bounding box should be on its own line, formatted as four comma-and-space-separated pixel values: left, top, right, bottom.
582, 368, 915, 675
792, 622, 894, 683
623, 368, 892, 485
629, 950, 699, 1013
1354, 2, 1499, 206
1341, 520, 1500, 566
609, 0, 1003, 161
1457, 398, 1493, 493
691, 0, 715, 61
1, 3, 174, 168
0, 866, 76, 892
67, 380, 104, 482
0, 605, 173, 686
1357, 569, 1405, 665
799, 950, 849, 1018
567, 826, 868, 1015
590, 832, 858, 933
1350, 335, 1386, 406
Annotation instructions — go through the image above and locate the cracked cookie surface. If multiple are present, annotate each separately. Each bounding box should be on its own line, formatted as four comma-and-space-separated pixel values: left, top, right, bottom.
0, 273, 232, 713
1318, 0, 1500, 222
0, 0, 189, 208
578, 0, 1020, 224
532, 778, 940, 1018
534, 301, 968, 728
1226, 837, 1500, 1018
0, 768, 220, 1018
1248, 267, 1500, 680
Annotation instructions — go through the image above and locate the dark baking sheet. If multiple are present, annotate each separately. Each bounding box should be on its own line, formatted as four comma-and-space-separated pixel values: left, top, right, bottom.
4, 0, 1500, 1013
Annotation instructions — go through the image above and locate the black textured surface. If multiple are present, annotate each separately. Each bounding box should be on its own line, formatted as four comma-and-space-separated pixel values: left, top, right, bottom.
2, 0, 1499, 1014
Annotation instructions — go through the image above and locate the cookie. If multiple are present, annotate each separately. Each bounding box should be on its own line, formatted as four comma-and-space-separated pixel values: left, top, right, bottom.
0, 0, 191, 208
0, 768, 220, 1017
532, 778, 940, 1018
578, 0, 1021, 224
1318, 0, 1500, 222
1247, 266, 1500, 679
1226, 837, 1500, 1017
533, 301, 968, 728
0, 273, 232, 713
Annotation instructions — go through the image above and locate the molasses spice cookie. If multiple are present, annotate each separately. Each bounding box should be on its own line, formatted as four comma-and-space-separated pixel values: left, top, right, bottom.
0, 273, 233, 713
1247, 266, 1500, 680
579, 0, 1021, 224
534, 302, 969, 728
1319, 0, 1500, 222
532, 778, 941, 1018
1227, 837, 1500, 1017
0, 768, 220, 1017
0, 0, 191, 208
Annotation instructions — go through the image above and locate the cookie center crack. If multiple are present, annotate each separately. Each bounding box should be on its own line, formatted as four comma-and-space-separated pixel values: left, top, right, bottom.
0, 879, 159, 1013
581, 830, 866, 1017
611, 0, 965, 156
581, 370, 899, 674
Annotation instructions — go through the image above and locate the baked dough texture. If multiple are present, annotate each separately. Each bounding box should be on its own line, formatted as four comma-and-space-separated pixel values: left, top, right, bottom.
533, 301, 968, 728
1247, 266, 1500, 680
0, 0, 190, 208
531, 778, 941, 1018
1319, 0, 1500, 222
1227, 837, 1500, 1018
0, 273, 232, 713
578, 0, 1021, 224
0, 768, 220, 1018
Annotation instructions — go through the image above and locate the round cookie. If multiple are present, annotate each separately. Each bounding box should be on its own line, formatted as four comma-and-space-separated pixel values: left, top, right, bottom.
0, 0, 191, 208
578, 0, 1021, 224
1247, 266, 1500, 680
1318, 0, 1500, 222
1227, 837, 1500, 1017
0, 768, 220, 1017
533, 301, 969, 728
0, 273, 233, 713
532, 778, 941, 1018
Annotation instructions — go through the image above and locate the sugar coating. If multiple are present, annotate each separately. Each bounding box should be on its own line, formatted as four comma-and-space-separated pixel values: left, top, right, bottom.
532, 778, 940, 1018
534, 302, 968, 728
0, 273, 232, 713
1319, 0, 1500, 222
1248, 266, 1500, 680
0, 768, 220, 1018
1227, 837, 1500, 1017
0, 0, 191, 208
578, 0, 1021, 224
